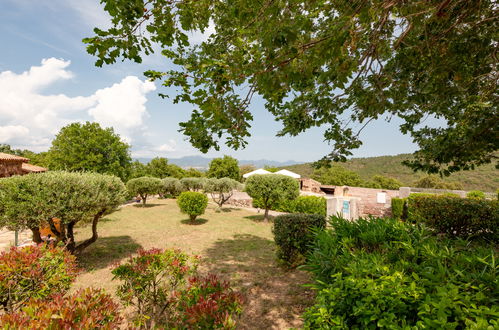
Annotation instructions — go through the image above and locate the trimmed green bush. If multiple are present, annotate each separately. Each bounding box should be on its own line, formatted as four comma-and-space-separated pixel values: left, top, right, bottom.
253, 195, 326, 216
467, 190, 486, 199
161, 177, 183, 198
127, 176, 163, 206
390, 197, 405, 219
303, 217, 498, 328
180, 177, 207, 192
272, 214, 326, 267
408, 194, 498, 239
177, 191, 208, 222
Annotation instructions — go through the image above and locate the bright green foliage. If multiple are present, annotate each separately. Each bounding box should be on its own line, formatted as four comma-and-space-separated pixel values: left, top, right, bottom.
47, 122, 132, 181
272, 214, 326, 267
180, 177, 207, 192
312, 165, 363, 186
239, 165, 256, 181
130, 160, 149, 179
161, 177, 183, 198
408, 194, 498, 240
467, 190, 486, 199
366, 175, 402, 190
413, 175, 464, 190
112, 248, 199, 328
390, 197, 406, 220
205, 178, 242, 208
0, 245, 79, 312
263, 166, 279, 173
84, 1, 497, 175
0, 172, 126, 253
207, 156, 240, 181
0, 288, 122, 328
253, 195, 326, 216
177, 191, 209, 222
184, 168, 204, 178
303, 217, 498, 328
0, 144, 48, 168
147, 157, 186, 178
245, 174, 300, 221
126, 176, 163, 206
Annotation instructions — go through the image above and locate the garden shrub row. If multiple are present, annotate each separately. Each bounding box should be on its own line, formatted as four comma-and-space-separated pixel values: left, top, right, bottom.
253, 195, 326, 216
272, 213, 326, 267
303, 216, 498, 328
408, 193, 498, 240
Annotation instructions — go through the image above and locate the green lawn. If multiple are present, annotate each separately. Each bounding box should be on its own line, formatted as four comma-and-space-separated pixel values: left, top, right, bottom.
73, 198, 313, 329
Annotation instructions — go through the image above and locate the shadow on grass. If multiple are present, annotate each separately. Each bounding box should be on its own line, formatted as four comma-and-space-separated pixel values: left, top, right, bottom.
132, 203, 163, 208
220, 207, 241, 213
77, 235, 142, 271
203, 234, 314, 329
180, 218, 208, 225
244, 214, 274, 223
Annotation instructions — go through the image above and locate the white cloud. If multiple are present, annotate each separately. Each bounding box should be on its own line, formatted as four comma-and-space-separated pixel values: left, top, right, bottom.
132, 140, 177, 158
0, 58, 164, 153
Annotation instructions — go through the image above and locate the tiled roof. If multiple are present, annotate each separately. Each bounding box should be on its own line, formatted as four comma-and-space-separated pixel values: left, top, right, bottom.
21, 163, 47, 173
0, 152, 29, 162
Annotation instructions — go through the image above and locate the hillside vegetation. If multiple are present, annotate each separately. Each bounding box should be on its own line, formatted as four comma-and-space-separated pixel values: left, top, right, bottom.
282, 154, 498, 192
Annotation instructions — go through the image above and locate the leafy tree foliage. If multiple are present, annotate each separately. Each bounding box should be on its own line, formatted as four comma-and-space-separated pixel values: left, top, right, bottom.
161, 177, 183, 198
147, 157, 186, 178
0, 144, 49, 167
245, 174, 299, 221
130, 160, 149, 179
0, 172, 126, 253
366, 175, 402, 190
312, 165, 363, 187
413, 175, 463, 190
205, 178, 242, 208
239, 165, 256, 181
180, 177, 207, 192
47, 122, 132, 181
206, 155, 240, 180
177, 192, 209, 222
184, 168, 204, 177
126, 177, 163, 206
85, 1, 498, 175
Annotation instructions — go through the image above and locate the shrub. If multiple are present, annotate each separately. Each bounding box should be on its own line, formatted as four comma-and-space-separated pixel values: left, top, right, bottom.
0, 245, 79, 312
205, 178, 242, 208
0, 288, 122, 328
207, 156, 240, 181
177, 191, 209, 222
303, 216, 498, 328
408, 194, 498, 239
467, 190, 486, 199
0, 172, 126, 253
176, 274, 244, 328
272, 214, 326, 267
391, 197, 405, 219
112, 248, 199, 328
161, 177, 183, 198
126, 176, 163, 206
292, 196, 327, 216
245, 174, 299, 221
180, 177, 207, 192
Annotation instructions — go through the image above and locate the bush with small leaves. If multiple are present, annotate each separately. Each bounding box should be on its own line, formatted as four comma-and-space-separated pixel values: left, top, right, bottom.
391, 197, 406, 220
205, 178, 242, 208
161, 177, 183, 198
177, 191, 209, 223
180, 177, 207, 191
272, 213, 326, 267
0, 245, 79, 312
467, 190, 486, 199
0, 288, 122, 328
126, 176, 163, 206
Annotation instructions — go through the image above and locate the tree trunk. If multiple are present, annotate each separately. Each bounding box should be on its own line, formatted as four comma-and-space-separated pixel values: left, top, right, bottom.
30, 227, 42, 244
74, 210, 104, 254
190, 214, 197, 223
65, 222, 76, 252
264, 208, 270, 222
142, 195, 147, 207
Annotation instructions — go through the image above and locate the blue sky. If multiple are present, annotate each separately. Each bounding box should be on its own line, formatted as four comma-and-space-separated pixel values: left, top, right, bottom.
0, 0, 417, 162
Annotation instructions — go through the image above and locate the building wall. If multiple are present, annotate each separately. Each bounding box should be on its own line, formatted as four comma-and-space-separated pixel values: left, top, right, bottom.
0, 161, 24, 178
300, 178, 322, 193
331, 186, 399, 218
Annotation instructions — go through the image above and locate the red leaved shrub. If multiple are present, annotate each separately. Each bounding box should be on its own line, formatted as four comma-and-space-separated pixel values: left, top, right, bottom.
0, 288, 122, 329
0, 244, 79, 312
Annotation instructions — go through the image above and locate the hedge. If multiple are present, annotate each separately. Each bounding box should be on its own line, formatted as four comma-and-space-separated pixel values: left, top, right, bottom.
408, 194, 498, 240
272, 213, 326, 267
253, 195, 326, 216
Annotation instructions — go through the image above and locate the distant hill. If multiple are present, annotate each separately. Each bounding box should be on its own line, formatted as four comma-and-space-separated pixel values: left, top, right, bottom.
136, 156, 301, 169
281, 154, 498, 192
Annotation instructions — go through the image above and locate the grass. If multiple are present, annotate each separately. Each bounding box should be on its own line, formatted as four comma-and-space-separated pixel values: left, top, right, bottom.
73, 198, 313, 329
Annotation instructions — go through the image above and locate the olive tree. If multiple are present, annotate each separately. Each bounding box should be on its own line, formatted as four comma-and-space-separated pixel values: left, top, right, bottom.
161, 177, 183, 198
205, 178, 242, 209
180, 177, 207, 192
244, 174, 300, 222
126, 177, 163, 206
0, 171, 126, 254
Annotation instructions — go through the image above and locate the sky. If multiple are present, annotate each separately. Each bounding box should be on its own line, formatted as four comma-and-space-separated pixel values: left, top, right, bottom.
0, 0, 418, 162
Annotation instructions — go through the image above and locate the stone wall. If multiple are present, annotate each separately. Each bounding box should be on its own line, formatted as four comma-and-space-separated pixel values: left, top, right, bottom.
300, 178, 322, 193
330, 186, 399, 218
0, 161, 24, 178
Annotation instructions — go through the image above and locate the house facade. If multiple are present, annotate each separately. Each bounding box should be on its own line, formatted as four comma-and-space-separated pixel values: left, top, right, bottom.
0, 153, 47, 178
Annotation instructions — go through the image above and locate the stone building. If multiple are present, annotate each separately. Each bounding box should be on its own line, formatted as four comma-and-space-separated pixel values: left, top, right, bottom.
0, 152, 47, 178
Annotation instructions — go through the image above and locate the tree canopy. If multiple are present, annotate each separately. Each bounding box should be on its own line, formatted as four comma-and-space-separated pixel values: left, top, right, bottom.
313, 165, 364, 187
47, 122, 132, 181
84, 0, 497, 175
207, 156, 240, 180
126, 176, 163, 206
